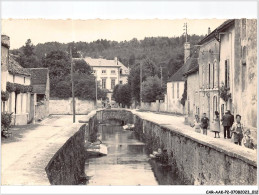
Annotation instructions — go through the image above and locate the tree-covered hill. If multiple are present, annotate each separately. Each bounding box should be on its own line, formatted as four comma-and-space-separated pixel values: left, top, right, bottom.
11, 34, 204, 80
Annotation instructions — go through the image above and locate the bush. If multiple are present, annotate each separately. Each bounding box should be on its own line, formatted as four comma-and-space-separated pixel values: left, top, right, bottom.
1, 91, 9, 101
219, 83, 231, 102
1, 112, 13, 137
6, 82, 33, 94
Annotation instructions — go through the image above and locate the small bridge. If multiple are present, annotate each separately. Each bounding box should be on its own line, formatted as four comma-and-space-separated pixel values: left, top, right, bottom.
96, 109, 134, 125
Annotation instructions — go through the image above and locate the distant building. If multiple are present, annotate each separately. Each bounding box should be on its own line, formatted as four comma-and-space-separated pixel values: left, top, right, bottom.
1, 35, 34, 125
183, 48, 200, 123
166, 42, 190, 114
83, 57, 129, 102
27, 68, 50, 121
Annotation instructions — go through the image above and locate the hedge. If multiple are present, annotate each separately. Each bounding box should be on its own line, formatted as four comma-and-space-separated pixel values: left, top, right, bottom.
6, 82, 33, 94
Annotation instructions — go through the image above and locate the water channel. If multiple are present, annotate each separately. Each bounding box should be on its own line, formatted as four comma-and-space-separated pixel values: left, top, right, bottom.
84, 124, 184, 185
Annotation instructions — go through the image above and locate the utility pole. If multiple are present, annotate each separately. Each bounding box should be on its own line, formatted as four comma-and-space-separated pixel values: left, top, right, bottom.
183, 23, 188, 42
95, 72, 98, 107
70, 47, 75, 123
160, 65, 163, 87
140, 63, 142, 107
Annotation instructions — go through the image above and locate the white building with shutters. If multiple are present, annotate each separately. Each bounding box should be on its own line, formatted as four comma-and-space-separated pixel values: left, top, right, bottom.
83, 57, 129, 102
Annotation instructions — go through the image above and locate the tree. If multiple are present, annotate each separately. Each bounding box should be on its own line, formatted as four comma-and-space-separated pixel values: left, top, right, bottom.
23, 39, 35, 56
128, 63, 141, 103
42, 50, 70, 80
73, 59, 92, 74
142, 76, 165, 103
15, 39, 41, 68
112, 84, 131, 107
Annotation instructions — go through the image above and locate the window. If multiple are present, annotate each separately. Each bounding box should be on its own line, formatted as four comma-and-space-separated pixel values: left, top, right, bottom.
102, 70, 106, 74
172, 83, 174, 99
111, 70, 116, 74
120, 81, 123, 84
177, 82, 179, 98
221, 104, 225, 119
111, 79, 116, 89
225, 60, 230, 88
13, 75, 15, 82
120, 69, 122, 74
24, 77, 26, 84
208, 63, 211, 88
212, 62, 215, 88
213, 96, 218, 118
102, 78, 106, 89
242, 47, 247, 92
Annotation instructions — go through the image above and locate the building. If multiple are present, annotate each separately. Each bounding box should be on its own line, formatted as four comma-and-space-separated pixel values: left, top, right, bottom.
83, 57, 129, 102
183, 48, 200, 123
166, 42, 190, 114
197, 26, 221, 128
1, 35, 35, 125
218, 19, 257, 142
28, 68, 50, 121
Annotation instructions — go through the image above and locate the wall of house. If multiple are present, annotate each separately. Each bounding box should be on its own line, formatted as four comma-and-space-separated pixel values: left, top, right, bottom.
233, 19, 257, 143
186, 71, 200, 124
93, 66, 120, 91
198, 38, 220, 127
49, 98, 96, 115
167, 81, 185, 114
119, 75, 128, 84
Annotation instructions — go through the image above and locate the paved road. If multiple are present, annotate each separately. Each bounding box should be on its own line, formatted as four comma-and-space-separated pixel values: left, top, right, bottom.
1, 114, 92, 185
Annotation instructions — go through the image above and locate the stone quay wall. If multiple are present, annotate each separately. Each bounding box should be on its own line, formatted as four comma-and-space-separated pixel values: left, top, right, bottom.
97, 109, 257, 185
45, 124, 87, 185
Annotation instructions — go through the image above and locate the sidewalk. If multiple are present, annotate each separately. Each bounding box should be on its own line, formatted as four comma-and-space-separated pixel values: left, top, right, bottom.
1, 111, 96, 185
131, 109, 257, 166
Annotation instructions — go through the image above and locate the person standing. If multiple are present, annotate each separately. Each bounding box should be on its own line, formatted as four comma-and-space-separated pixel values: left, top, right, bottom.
191, 115, 201, 133
201, 113, 209, 135
211, 111, 220, 138
231, 114, 244, 145
221, 111, 232, 139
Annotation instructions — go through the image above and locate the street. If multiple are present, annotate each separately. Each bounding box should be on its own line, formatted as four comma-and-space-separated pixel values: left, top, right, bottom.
1, 114, 92, 185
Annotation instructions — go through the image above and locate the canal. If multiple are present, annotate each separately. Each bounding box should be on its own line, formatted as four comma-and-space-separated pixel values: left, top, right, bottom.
84, 124, 184, 185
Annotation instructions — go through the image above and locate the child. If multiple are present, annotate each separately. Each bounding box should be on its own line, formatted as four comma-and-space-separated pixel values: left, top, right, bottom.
201, 113, 209, 135
242, 129, 255, 149
191, 115, 201, 133
211, 111, 220, 138
231, 114, 244, 146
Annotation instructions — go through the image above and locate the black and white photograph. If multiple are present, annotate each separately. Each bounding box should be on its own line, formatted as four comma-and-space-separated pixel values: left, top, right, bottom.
0, 1, 258, 194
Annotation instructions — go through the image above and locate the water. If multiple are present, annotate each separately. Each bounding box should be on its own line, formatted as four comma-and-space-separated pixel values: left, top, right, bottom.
85, 124, 182, 185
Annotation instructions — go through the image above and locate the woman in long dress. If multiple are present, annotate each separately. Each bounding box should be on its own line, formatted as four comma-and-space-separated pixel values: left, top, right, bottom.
211, 111, 220, 138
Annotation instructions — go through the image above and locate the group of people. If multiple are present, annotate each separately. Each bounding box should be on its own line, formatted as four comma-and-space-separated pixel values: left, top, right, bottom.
191, 110, 255, 149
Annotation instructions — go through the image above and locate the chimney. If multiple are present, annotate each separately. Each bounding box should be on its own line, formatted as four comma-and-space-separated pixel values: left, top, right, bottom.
208, 27, 211, 34
1, 35, 10, 49
114, 57, 118, 65
184, 42, 190, 64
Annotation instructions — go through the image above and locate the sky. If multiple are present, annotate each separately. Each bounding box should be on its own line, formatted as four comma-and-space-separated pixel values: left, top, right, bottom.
2, 19, 227, 49
0, 1, 257, 49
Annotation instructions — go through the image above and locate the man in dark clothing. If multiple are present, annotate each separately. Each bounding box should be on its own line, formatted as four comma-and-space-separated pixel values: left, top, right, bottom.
201, 113, 209, 135
221, 110, 233, 139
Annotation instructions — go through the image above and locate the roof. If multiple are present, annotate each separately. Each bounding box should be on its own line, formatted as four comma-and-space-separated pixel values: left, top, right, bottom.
32, 85, 46, 94
8, 55, 31, 76
27, 68, 49, 85
82, 57, 124, 68
168, 63, 188, 82
198, 19, 235, 45
183, 48, 199, 76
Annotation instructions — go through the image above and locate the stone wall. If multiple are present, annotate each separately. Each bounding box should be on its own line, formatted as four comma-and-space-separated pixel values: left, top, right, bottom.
45, 124, 87, 185
49, 98, 96, 115
133, 114, 257, 185
96, 109, 133, 125
96, 109, 256, 185
35, 103, 49, 121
